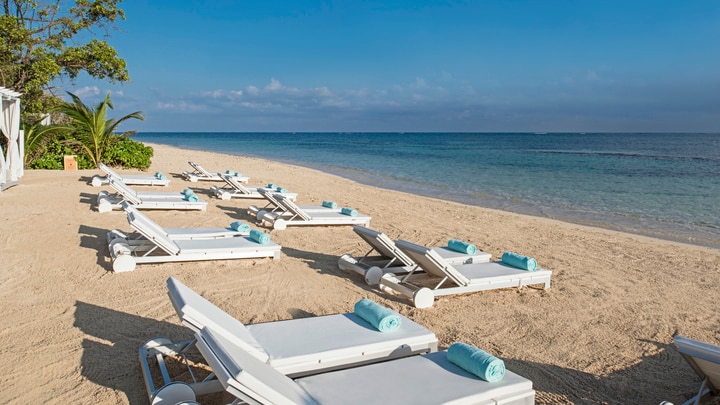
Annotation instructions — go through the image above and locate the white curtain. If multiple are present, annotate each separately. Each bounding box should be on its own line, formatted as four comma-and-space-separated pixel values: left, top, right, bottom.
1, 92, 22, 182
0, 97, 6, 185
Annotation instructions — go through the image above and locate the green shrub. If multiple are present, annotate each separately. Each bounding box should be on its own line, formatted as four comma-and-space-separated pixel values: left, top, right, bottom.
29, 136, 153, 170
102, 137, 154, 170
30, 138, 93, 169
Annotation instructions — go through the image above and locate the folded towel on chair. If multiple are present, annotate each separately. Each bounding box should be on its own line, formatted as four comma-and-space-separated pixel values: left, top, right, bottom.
341, 207, 358, 216
230, 221, 250, 232
275, 186, 287, 193
182, 188, 195, 198
501, 251, 537, 271
448, 342, 505, 382
353, 298, 401, 332
266, 183, 276, 189
250, 229, 270, 245
184, 194, 199, 202
322, 200, 337, 209
155, 172, 167, 180
448, 239, 477, 255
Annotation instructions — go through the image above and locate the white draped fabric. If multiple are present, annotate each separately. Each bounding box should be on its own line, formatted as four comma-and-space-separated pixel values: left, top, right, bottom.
0, 87, 23, 187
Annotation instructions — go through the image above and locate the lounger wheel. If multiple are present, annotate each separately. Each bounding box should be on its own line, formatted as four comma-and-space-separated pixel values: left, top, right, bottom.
113, 254, 136, 272
365, 266, 384, 285
142, 337, 176, 354
97, 200, 113, 213
255, 209, 267, 222
150, 382, 197, 405
413, 288, 435, 309
273, 219, 287, 230
220, 191, 232, 200
97, 190, 109, 203
91, 175, 106, 187
189, 175, 198, 182
108, 237, 129, 251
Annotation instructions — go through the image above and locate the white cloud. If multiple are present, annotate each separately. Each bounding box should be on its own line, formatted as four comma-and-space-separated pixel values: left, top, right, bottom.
73, 86, 100, 98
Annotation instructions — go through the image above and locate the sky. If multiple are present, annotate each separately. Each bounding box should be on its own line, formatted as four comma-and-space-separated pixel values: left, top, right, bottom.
65, 0, 720, 133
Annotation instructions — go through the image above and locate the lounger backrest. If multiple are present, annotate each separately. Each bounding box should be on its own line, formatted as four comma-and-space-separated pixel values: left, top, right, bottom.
674, 335, 720, 394
275, 195, 312, 221
353, 226, 414, 266
108, 179, 142, 204
121, 201, 169, 237
258, 188, 282, 208
189, 161, 213, 177
127, 210, 181, 255
222, 174, 251, 194
98, 162, 119, 179
166, 277, 270, 363
395, 239, 470, 286
197, 327, 317, 405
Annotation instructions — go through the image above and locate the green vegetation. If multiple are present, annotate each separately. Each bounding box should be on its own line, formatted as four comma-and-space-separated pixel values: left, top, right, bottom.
57, 91, 145, 168
2, 1, 152, 171
0, 0, 129, 120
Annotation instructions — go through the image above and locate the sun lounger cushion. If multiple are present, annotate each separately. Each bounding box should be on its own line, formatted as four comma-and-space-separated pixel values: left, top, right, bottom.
231, 221, 251, 232
501, 251, 537, 271
447, 239, 477, 255
353, 299, 401, 332
447, 342, 506, 382
250, 229, 271, 245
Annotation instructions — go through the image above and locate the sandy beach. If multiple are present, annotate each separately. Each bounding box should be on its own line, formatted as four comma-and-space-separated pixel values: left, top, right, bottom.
0, 143, 718, 404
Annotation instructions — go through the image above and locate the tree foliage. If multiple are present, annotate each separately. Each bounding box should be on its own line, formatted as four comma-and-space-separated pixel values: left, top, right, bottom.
0, 0, 130, 119
58, 90, 143, 168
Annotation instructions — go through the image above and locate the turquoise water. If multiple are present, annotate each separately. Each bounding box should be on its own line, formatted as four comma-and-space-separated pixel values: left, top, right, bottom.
134, 132, 720, 249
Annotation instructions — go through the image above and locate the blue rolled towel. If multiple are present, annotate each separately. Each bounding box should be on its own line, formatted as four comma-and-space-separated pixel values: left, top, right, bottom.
447, 342, 505, 382
501, 251, 537, 271
182, 188, 195, 198
155, 171, 167, 180
249, 229, 270, 245
267, 183, 276, 189
448, 239, 477, 255
230, 221, 250, 232
322, 200, 337, 209
184, 194, 199, 202
276, 187, 287, 193
353, 298, 401, 332
341, 207, 358, 216
225, 169, 236, 175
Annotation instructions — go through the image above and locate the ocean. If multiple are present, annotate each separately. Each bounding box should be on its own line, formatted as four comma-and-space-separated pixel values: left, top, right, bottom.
134, 132, 720, 250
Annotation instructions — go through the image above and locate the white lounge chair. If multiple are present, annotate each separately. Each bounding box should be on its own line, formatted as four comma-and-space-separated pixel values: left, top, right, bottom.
195, 326, 535, 405
139, 277, 438, 403
338, 226, 492, 285
260, 194, 371, 230
108, 210, 280, 272
248, 188, 342, 221
97, 179, 207, 213
378, 239, 552, 308
673, 335, 720, 405
91, 162, 170, 187
211, 174, 298, 201
107, 202, 249, 250
182, 161, 249, 183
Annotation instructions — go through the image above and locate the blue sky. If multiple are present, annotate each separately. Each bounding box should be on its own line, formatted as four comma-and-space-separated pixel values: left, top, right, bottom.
66, 1, 720, 132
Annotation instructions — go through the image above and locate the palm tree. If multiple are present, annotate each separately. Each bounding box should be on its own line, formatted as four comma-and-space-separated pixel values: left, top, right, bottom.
22, 120, 61, 167
58, 91, 144, 168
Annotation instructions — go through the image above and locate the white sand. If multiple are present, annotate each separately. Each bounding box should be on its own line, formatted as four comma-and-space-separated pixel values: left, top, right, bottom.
0, 143, 718, 404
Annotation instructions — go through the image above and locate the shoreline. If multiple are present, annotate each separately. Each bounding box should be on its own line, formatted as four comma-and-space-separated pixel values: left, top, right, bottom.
140, 139, 720, 251
0, 143, 718, 404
